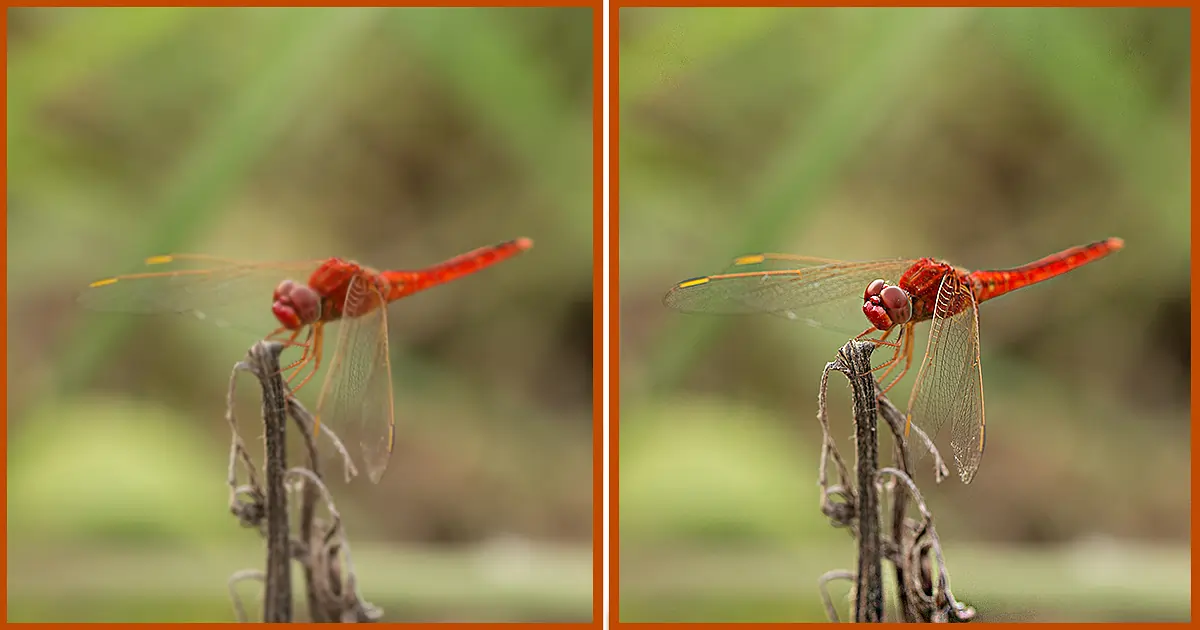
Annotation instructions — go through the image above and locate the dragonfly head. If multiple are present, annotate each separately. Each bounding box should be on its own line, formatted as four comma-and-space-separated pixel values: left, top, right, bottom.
863, 279, 912, 331
272, 279, 322, 330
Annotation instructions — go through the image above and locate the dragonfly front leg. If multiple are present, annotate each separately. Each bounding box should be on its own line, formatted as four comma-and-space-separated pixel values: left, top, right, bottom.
266, 326, 310, 349
877, 324, 915, 395
289, 324, 324, 394
855, 326, 903, 380
263, 326, 315, 386
282, 327, 317, 378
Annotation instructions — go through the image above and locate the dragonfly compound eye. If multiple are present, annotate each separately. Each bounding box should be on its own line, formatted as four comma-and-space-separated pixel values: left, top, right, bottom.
880, 285, 912, 324
272, 280, 322, 329
862, 280, 911, 330
864, 278, 887, 301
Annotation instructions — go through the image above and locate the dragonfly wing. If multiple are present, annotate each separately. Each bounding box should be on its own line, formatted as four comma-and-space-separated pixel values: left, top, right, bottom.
905, 275, 985, 484
315, 274, 396, 484
664, 259, 917, 335
79, 255, 323, 333
717, 252, 847, 272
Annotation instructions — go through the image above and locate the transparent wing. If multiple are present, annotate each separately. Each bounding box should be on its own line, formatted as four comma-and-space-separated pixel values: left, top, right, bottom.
664, 257, 918, 335
78, 254, 324, 333
314, 274, 396, 484
904, 275, 985, 484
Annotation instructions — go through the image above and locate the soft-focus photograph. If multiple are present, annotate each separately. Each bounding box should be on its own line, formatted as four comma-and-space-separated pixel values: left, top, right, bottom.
8, 7, 595, 622
618, 7, 1188, 622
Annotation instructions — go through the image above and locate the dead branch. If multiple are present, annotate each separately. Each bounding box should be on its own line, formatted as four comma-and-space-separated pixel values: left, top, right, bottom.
816, 339, 975, 623
225, 340, 382, 623
827, 340, 883, 622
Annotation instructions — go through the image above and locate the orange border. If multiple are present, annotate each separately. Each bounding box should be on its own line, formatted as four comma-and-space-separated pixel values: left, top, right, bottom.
4, 3, 601, 628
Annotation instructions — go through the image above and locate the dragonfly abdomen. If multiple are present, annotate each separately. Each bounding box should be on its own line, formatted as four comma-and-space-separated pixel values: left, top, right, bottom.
969, 237, 1124, 304
381, 237, 533, 302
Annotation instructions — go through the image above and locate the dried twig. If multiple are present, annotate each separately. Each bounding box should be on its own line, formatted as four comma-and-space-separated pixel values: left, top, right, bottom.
815, 339, 975, 623
825, 341, 883, 622
225, 340, 382, 623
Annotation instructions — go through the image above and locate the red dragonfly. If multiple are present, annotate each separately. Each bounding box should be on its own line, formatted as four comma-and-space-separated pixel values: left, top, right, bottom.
80, 237, 533, 482
664, 237, 1123, 483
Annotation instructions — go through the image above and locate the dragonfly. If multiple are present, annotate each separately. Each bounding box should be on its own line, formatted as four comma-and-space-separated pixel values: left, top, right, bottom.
80, 237, 533, 483
663, 237, 1124, 484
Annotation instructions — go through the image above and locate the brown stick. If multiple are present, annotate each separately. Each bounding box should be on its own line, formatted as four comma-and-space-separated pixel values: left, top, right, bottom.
245, 341, 293, 622
226, 341, 381, 623
838, 340, 884, 623
816, 339, 975, 624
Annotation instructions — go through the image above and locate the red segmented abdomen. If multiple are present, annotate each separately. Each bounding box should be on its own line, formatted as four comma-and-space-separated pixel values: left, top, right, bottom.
969, 237, 1124, 304
381, 237, 533, 301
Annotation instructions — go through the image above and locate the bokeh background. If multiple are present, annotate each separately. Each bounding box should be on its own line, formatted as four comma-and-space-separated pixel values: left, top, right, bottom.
619, 7, 1188, 622
8, 8, 593, 622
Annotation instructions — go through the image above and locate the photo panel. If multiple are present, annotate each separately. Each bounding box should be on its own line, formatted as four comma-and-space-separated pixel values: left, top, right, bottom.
616, 6, 1188, 623
8, 6, 600, 623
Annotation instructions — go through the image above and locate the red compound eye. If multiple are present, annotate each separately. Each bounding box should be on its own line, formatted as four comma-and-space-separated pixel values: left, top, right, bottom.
865, 278, 887, 300
880, 284, 911, 325
271, 279, 322, 329
862, 279, 911, 330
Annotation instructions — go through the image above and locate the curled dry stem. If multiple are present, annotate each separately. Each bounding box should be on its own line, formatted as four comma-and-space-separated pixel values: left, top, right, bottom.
817, 570, 856, 623
228, 569, 266, 623
817, 360, 856, 528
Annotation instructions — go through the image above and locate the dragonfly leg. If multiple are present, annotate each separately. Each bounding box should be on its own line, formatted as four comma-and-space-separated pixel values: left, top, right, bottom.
872, 337, 906, 392
283, 327, 316, 377
844, 327, 903, 385
264, 326, 316, 379
858, 326, 902, 351
260, 327, 314, 386
290, 324, 324, 394
875, 343, 904, 387
266, 326, 309, 348
856, 327, 902, 375
877, 324, 915, 395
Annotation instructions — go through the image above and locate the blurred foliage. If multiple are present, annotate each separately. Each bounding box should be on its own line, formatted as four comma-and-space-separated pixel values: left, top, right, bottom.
619, 7, 1188, 622
8, 7, 593, 622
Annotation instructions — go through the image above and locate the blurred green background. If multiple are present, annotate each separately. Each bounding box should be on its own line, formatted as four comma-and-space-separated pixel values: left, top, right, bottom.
8, 7, 593, 623
619, 7, 1188, 623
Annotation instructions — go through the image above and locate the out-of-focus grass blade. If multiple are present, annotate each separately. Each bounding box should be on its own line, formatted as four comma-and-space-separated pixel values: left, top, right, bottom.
391, 8, 592, 251
618, 8, 781, 104
7, 9, 197, 181
986, 8, 1189, 247
645, 9, 975, 395
54, 8, 388, 395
